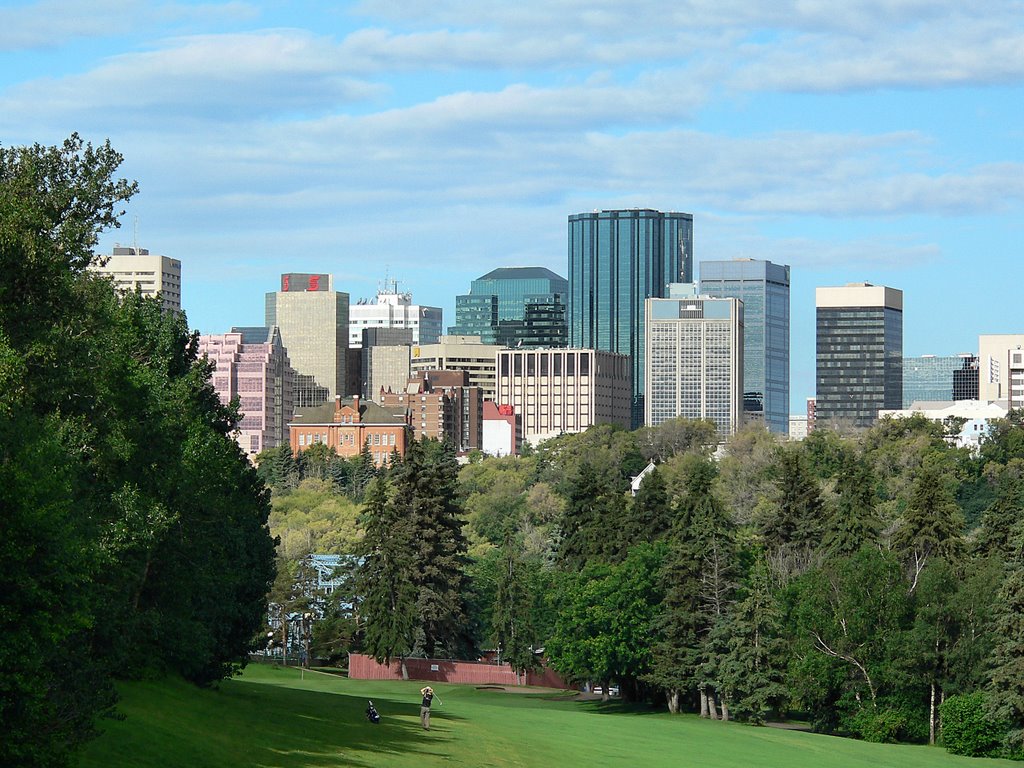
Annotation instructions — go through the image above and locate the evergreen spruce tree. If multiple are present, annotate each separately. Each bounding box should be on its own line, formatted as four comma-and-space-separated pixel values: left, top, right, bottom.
356, 476, 417, 664
714, 556, 788, 724
393, 438, 469, 657
758, 447, 825, 582
628, 466, 672, 544
823, 454, 881, 557
987, 520, 1024, 752
892, 462, 965, 591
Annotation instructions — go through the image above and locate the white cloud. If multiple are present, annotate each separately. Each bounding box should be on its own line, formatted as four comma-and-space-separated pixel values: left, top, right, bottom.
0, 30, 383, 125
0, 0, 257, 50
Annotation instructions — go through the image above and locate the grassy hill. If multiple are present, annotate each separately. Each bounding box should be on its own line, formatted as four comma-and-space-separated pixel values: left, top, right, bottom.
78, 664, 1014, 768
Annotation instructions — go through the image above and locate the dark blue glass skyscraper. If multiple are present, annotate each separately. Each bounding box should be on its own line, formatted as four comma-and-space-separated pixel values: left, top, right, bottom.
568, 209, 693, 427
699, 258, 790, 434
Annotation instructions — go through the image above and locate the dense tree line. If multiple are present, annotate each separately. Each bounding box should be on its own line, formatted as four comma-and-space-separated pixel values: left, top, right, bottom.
1, 137, 276, 767
269, 410, 1024, 758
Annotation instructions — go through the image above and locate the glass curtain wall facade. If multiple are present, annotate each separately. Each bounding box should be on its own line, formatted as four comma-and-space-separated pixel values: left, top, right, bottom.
816, 284, 903, 428
902, 354, 976, 407
699, 259, 790, 434
568, 209, 694, 427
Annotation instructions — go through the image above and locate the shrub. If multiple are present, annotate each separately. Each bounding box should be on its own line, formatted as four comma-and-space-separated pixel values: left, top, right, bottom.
940, 692, 1006, 758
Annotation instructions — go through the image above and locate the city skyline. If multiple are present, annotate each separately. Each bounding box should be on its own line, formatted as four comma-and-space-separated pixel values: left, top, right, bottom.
3, 1, 1022, 410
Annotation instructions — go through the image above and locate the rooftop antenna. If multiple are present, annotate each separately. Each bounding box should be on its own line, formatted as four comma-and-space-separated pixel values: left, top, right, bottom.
133, 216, 139, 253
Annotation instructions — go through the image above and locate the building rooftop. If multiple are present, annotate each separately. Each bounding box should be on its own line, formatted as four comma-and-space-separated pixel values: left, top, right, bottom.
292, 397, 407, 425
476, 266, 567, 282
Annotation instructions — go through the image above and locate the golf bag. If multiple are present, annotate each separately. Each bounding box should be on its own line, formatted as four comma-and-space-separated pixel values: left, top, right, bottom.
366, 700, 381, 724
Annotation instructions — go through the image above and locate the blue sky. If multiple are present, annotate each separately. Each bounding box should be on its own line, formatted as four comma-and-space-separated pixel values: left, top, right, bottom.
2, 0, 1023, 410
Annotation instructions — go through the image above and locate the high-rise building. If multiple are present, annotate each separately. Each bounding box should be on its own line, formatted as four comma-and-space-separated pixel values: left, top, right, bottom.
978, 335, 1024, 408
90, 246, 182, 313
816, 283, 903, 427
410, 335, 505, 401
953, 355, 980, 401
451, 294, 499, 343
361, 328, 413, 401
348, 281, 442, 348
699, 258, 789, 434
450, 266, 569, 347
568, 208, 694, 427
496, 348, 631, 445
902, 354, 977, 407
198, 327, 295, 457
495, 294, 568, 349
644, 285, 744, 436
266, 273, 349, 408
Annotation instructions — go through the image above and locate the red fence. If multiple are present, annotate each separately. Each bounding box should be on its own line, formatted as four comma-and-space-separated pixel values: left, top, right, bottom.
348, 653, 569, 689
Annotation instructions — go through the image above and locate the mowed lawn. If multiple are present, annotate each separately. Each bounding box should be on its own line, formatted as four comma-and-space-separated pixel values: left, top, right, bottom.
79, 664, 1016, 768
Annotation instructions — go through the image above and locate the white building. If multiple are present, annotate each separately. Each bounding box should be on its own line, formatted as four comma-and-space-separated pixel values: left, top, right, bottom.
349, 282, 442, 348
978, 335, 1024, 409
878, 399, 1009, 451
90, 246, 182, 313
495, 347, 632, 446
644, 284, 744, 437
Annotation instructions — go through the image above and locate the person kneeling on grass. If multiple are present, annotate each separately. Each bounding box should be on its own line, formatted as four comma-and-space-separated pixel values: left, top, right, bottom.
420, 686, 434, 730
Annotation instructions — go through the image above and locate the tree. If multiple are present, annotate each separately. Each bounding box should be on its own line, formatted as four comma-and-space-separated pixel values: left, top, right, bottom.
823, 454, 881, 558
891, 462, 964, 591
713, 556, 788, 724
393, 438, 469, 657
757, 447, 824, 583
986, 521, 1024, 753
492, 535, 539, 678
547, 543, 666, 702
356, 476, 417, 664
790, 548, 915, 739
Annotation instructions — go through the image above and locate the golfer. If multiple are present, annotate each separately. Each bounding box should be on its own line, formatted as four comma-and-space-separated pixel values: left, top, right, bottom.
419, 686, 434, 730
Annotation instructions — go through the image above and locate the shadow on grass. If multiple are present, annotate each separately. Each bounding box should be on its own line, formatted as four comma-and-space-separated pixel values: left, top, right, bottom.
85, 669, 469, 768
225, 676, 469, 767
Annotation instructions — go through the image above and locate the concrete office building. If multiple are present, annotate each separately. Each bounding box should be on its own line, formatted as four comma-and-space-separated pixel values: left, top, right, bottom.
91, 246, 182, 313
198, 327, 295, 457
816, 283, 903, 427
349, 281, 442, 348
699, 258, 789, 434
361, 328, 413, 401
903, 354, 977, 407
644, 286, 744, 436
266, 273, 349, 408
568, 208, 694, 427
495, 348, 631, 446
410, 335, 505, 401
978, 335, 1024, 409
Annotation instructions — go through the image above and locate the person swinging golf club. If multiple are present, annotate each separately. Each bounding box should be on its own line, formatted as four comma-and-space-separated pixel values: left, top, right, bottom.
420, 686, 436, 730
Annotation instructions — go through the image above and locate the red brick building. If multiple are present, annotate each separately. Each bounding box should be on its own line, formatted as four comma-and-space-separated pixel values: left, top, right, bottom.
379, 370, 482, 453
289, 395, 409, 466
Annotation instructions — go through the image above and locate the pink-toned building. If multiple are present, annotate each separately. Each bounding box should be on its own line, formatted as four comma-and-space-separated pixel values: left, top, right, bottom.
198, 327, 295, 458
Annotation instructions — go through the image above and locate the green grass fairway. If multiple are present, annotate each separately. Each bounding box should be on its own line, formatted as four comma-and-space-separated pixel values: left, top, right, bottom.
78, 664, 1015, 768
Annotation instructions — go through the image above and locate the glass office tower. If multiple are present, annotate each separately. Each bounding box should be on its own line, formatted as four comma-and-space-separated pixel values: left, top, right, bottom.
699, 259, 790, 434
449, 266, 568, 346
568, 209, 694, 427
902, 354, 977, 407
816, 283, 903, 427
